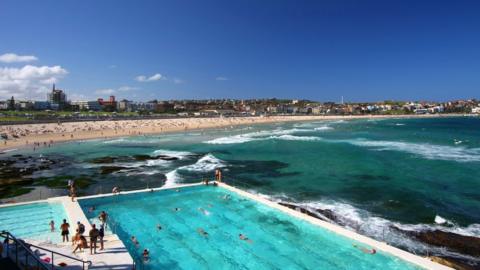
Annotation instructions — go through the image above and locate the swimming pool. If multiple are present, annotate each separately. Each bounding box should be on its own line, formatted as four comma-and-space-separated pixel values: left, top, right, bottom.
80, 185, 421, 270
0, 201, 69, 243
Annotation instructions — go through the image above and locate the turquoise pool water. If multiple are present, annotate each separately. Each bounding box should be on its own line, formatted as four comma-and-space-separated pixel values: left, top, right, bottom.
0, 202, 69, 243
80, 186, 420, 270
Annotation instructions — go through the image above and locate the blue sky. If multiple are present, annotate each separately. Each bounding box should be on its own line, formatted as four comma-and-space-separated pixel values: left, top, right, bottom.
1, 0, 479, 102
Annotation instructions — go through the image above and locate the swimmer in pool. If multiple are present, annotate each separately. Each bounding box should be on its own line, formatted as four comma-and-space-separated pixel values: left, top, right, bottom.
353, 244, 376, 254
131, 236, 140, 247
174, 207, 181, 212
156, 224, 162, 231
198, 207, 210, 216
239, 234, 253, 243
143, 249, 150, 262
197, 228, 209, 238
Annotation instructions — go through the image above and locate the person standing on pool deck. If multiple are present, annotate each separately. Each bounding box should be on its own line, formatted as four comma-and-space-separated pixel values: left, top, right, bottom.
99, 211, 108, 227
99, 224, 105, 250
60, 219, 70, 242
49, 220, 55, 232
89, 224, 100, 254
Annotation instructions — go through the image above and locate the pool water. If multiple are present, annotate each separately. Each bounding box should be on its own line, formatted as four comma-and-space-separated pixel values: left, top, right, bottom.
0, 202, 69, 243
80, 186, 420, 270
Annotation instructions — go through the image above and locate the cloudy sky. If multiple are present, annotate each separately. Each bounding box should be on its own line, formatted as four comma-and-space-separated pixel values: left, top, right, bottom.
1, 0, 480, 102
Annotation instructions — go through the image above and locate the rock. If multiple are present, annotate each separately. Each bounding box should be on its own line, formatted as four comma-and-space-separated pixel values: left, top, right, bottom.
278, 202, 348, 226
156, 155, 179, 161
89, 156, 117, 164
391, 226, 480, 258
99, 166, 127, 174
429, 256, 479, 270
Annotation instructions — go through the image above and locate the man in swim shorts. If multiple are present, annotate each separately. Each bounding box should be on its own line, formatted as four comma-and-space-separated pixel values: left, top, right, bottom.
89, 224, 100, 254
60, 219, 70, 242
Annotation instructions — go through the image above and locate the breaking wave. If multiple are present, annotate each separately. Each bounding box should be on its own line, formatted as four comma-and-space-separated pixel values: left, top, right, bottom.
337, 138, 480, 162
205, 128, 317, 144
164, 154, 226, 187
152, 149, 194, 160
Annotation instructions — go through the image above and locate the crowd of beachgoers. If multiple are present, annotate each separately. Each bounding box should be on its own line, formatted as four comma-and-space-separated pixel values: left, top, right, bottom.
0, 114, 446, 151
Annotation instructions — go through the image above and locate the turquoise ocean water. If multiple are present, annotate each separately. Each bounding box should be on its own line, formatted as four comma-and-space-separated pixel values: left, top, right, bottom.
8, 116, 480, 260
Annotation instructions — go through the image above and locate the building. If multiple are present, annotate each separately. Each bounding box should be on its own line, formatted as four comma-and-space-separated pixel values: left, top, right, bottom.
71, 100, 102, 111
117, 99, 132, 112
47, 84, 67, 109
98, 96, 117, 111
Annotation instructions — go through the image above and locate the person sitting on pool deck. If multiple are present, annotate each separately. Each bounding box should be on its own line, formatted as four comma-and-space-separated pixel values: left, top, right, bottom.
353, 244, 376, 254
72, 229, 81, 246
89, 224, 100, 255
197, 228, 208, 238
60, 219, 70, 242
72, 235, 88, 254
239, 234, 252, 243
77, 221, 85, 234
131, 236, 140, 247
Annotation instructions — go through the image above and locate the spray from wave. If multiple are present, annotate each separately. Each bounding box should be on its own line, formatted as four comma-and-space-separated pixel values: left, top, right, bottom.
205, 128, 322, 144
164, 154, 226, 187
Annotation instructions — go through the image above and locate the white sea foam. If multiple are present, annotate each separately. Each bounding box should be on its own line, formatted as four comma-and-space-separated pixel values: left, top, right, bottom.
271, 135, 322, 141
286, 198, 480, 258
205, 128, 313, 144
337, 138, 480, 162
152, 149, 194, 160
314, 126, 333, 131
163, 153, 226, 186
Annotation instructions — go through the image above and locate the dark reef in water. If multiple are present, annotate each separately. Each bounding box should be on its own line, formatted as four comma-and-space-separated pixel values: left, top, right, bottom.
0, 154, 96, 199
278, 201, 480, 270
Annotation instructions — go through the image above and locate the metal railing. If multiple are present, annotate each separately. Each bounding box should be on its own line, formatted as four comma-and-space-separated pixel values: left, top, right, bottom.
0, 230, 92, 270
0, 230, 50, 270
27, 242, 92, 270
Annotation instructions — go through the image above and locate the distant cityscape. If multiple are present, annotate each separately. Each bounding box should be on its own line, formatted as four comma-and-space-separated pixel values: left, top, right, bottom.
1, 85, 480, 118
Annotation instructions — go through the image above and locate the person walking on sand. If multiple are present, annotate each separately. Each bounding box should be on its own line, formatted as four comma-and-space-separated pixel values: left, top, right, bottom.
89, 224, 100, 254
60, 219, 70, 242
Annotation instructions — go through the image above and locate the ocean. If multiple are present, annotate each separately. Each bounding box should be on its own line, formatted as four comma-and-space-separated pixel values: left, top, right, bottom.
4, 116, 480, 264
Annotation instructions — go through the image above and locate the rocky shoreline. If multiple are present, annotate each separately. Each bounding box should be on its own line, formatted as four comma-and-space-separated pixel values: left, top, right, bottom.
278, 202, 480, 270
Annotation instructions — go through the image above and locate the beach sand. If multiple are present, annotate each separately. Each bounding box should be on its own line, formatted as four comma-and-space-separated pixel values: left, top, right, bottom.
0, 114, 457, 151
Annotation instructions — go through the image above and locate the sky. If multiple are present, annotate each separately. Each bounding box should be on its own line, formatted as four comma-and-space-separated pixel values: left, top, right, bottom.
1, 0, 479, 102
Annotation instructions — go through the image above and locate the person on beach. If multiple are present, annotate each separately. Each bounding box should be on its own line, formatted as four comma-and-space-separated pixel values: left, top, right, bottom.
353, 244, 376, 254
72, 235, 88, 254
49, 220, 55, 232
60, 219, 70, 242
99, 211, 108, 226
99, 224, 105, 250
89, 224, 100, 254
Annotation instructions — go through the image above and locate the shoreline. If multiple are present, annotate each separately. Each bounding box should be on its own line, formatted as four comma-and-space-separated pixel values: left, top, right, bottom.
0, 114, 467, 152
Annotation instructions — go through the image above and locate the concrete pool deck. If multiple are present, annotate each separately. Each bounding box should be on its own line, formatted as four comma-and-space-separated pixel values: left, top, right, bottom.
1, 182, 452, 270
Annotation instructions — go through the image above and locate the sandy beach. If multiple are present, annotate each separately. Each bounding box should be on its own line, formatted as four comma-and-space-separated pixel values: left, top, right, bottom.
0, 114, 461, 151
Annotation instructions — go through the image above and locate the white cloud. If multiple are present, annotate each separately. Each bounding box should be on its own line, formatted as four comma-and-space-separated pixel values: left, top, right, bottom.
135, 73, 164, 82
0, 65, 68, 99
118, 86, 138, 92
95, 88, 116, 95
173, 78, 184, 84
216, 76, 228, 81
0, 53, 38, 63
93, 86, 138, 97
